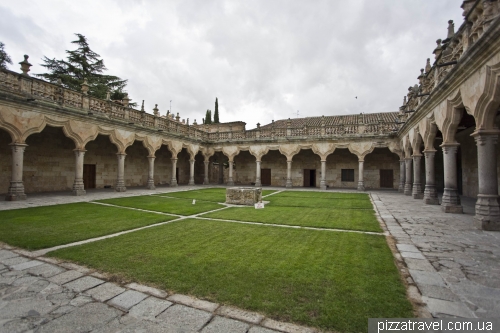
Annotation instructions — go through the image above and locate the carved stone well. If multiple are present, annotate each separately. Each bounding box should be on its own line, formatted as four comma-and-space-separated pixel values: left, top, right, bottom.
226, 187, 262, 206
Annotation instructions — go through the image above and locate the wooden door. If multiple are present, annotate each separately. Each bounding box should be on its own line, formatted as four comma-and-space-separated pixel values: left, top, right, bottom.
310, 170, 316, 187
303, 169, 310, 187
261, 169, 271, 186
380, 169, 393, 188
83, 164, 96, 189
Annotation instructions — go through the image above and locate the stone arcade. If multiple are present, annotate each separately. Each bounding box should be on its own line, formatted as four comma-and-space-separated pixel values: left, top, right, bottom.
1, 0, 500, 231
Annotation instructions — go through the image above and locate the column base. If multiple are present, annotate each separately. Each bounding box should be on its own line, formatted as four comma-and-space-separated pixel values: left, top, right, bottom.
357, 182, 365, 191
441, 188, 462, 213
227, 180, 234, 186
286, 179, 293, 188
188, 180, 195, 186
72, 189, 86, 196
423, 185, 439, 205
412, 183, 423, 199
115, 186, 127, 192
255, 181, 262, 187
404, 183, 412, 196
203, 179, 210, 185
474, 194, 500, 231
320, 180, 326, 190
170, 180, 178, 187
398, 183, 405, 193
320, 185, 326, 190
5, 193, 27, 201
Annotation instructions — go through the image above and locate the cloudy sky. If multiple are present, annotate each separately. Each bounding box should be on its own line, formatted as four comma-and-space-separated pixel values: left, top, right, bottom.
1, 0, 463, 129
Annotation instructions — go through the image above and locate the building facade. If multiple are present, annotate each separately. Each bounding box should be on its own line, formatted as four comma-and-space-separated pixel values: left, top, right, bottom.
1, 0, 499, 230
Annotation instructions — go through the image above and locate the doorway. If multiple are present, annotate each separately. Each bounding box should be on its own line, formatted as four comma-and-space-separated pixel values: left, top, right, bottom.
261, 169, 271, 186
380, 169, 393, 188
303, 169, 316, 187
83, 164, 96, 189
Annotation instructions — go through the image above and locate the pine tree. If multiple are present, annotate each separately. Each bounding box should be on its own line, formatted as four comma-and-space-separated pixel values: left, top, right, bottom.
36, 34, 131, 103
0, 42, 13, 69
205, 109, 212, 124
214, 97, 220, 123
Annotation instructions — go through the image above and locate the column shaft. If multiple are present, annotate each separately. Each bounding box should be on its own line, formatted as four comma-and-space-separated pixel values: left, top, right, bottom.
227, 160, 234, 186
473, 133, 500, 230
6, 143, 27, 201
412, 155, 423, 199
255, 160, 262, 187
188, 159, 195, 185
286, 160, 293, 188
147, 156, 156, 190
357, 160, 365, 191
441, 144, 462, 213
72, 149, 86, 196
404, 158, 413, 196
320, 160, 327, 190
170, 158, 178, 187
423, 150, 439, 204
398, 159, 405, 193
203, 160, 210, 185
115, 153, 127, 192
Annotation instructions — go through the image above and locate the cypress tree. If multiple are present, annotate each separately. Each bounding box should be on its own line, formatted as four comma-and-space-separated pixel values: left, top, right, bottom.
214, 97, 220, 123
205, 109, 212, 124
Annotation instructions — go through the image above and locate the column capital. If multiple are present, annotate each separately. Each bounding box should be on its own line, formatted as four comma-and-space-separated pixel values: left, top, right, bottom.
404, 157, 413, 161
116, 152, 127, 156
439, 142, 460, 148
9, 142, 28, 148
73, 148, 87, 153
358, 159, 364, 163
422, 149, 437, 153
471, 128, 500, 138
171, 157, 178, 161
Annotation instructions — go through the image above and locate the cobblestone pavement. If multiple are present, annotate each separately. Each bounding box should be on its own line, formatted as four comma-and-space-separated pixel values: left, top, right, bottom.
1, 186, 499, 332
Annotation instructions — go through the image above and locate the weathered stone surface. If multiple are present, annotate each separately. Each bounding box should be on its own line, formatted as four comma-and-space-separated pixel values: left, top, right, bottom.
201, 316, 250, 333
422, 296, 474, 318
248, 327, 282, 333
27, 263, 66, 278
418, 284, 460, 302
63, 276, 105, 293
217, 305, 264, 324
126, 282, 167, 298
0, 250, 18, 261
404, 258, 435, 272
156, 304, 212, 331
260, 318, 317, 333
409, 269, 446, 287
400, 251, 426, 260
167, 293, 219, 312
226, 187, 262, 206
85, 282, 125, 302
2, 256, 30, 266
396, 244, 419, 253
108, 290, 148, 311
49, 270, 84, 285
128, 296, 172, 318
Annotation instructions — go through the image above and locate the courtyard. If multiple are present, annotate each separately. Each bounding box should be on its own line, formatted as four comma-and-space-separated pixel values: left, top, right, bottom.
1, 186, 498, 332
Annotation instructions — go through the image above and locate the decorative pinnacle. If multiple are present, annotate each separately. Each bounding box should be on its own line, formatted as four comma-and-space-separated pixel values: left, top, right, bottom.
447, 20, 455, 39
19, 55, 32, 76
81, 79, 89, 95
123, 93, 130, 107
425, 58, 431, 73
141, 100, 145, 112
153, 104, 159, 116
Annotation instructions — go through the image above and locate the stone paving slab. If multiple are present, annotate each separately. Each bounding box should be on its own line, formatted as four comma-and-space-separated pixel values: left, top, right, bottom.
48, 270, 84, 285
2, 256, 30, 266
201, 316, 250, 333
167, 293, 219, 312
408, 269, 446, 287
11, 259, 44, 271
217, 305, 264, 324
421, 296, 475, 318
63, 276, 105, 293
0, 250, 19, 261
156, 304, 213, 331
128, 296, 172, 318
85, 282, 126, 302
108, 289, 148, 311
126, 282, 168, 298
400, 251, 426, 260
261, 318, 317, 333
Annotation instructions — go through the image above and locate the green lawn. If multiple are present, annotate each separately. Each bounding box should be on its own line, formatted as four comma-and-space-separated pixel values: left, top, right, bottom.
97, 195, 223, 215
267, 195, 373, 209
159, 188, 276, 202
48, 219, 412, 332
0, 203, 174, 250
201, 206, 382, 232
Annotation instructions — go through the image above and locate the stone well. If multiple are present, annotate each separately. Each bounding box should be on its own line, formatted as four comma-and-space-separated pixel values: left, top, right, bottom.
226, 187, 262, 206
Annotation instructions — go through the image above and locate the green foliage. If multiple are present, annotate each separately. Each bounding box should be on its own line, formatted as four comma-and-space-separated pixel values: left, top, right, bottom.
214, 97, 220, 123
36, 34, 131, 102
0, 41, 13, 69
205, 109, 212, 124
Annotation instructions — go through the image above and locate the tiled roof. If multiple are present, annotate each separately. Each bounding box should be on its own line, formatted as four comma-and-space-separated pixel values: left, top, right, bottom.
259, 111, 399, 129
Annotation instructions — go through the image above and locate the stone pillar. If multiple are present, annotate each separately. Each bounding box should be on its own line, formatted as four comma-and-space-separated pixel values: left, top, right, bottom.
286, 160, 293, 188
147, 156, 156, 190
72, 149, 86, 196
115, 153, 127, 192
170, 158, 178, 187
357, 159, 365, 191
188, 159, 195, 185
218, 161, 224, 184
398, 159, 405, 193
473, 132, 500, 230
404, 157, 412, 196
423, 150, 439, 204
441, 143, 462, 213
6, 143, 27, 201
255, 160, 262, 187
412, 154, 423, 199
203, 160, 210, 185
227, 160, 235, 186
320, 160, 327, 190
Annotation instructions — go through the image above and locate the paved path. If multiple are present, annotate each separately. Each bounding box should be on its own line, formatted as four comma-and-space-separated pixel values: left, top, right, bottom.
1, 186, 499, 332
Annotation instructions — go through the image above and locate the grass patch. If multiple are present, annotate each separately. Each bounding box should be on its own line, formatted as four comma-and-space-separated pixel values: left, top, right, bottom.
0, 203, 174, 250
97, 195, 222, 215
267, 195, 373, 209
48, 219, 412, 332
160, 188, 276, 203
201, 206, 382, 232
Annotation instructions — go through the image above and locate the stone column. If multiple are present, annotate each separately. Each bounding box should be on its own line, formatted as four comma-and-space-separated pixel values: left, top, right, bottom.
218, 161, 224, 184
115, 153, 127, 192
72, 149, 86, 196
423, 150, 439, 204
404, 157, 413, 196
320, 160, 327, 190
170, 158, 178, 187
147, 156, 156, 190
398, 159, 405, 193
188, 159, 195, 185
286, 160, 293, 188
255, 160, 262, 187
441, 143, 462, 213
203, 160, 210, 185
227, 160, 235, 186
6, 143, 27, 201
357, 159, 365, 191
473, 132, 500, 230
412, 154, 423, 199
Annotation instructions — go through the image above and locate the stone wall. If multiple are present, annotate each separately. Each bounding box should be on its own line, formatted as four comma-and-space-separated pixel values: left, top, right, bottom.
0, 129, 12, 195
365, 148, 401, 189
84, 134, 119, 189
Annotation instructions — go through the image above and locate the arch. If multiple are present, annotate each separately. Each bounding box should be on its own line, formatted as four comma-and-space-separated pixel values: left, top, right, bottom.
473, 62, 500, 131
434, 90, 464, 144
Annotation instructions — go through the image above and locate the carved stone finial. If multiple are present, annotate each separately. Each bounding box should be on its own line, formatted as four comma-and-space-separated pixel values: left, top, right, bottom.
141, 100, 145, 112
193, 119, 197, 125
257, 123, 261, 128
123, 93, 130, 107
425, 58, 432, 73
403, 96, 407, 105
433, 39, 443, 59
19, 55, 32, 76
153, 104, 159, 116
447, 20, 455, 39
57, 78, 62, 85
176, 112, 180, 122
187, 118, 189, 125
81, 79, 89, 95
106, 90, 111, 101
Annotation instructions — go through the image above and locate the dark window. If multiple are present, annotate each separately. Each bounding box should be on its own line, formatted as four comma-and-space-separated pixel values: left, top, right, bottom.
341, 169, 354, 182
